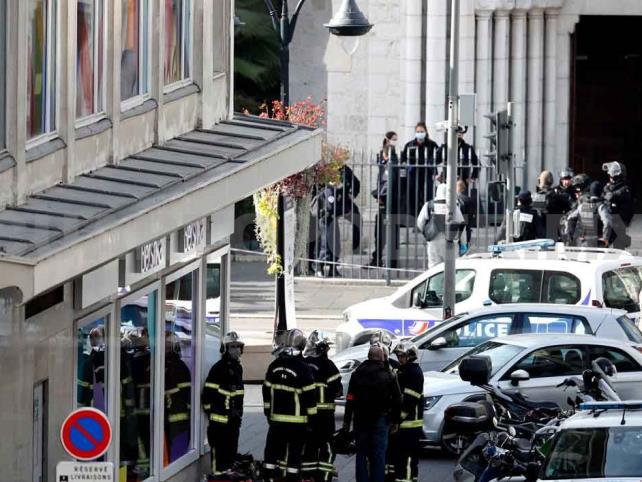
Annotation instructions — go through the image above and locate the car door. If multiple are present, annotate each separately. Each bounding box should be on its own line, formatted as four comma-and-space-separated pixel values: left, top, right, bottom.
416, 313, 515, 372
496, 345, 588, 408
417, 269, 477, 321
586, 344, 642, 400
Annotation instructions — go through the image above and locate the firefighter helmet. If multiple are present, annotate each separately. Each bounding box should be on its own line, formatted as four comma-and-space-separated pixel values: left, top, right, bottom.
286, 328, 307, 352
392, 341, 419, 362
303, 330, 332, 357
220, 331, 244, 354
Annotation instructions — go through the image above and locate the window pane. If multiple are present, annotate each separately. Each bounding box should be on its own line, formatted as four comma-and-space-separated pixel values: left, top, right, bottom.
77, 0, 104, 117
423, 269, 476, 307
27, 0, 55, 138
77, 316, 107, 412
164, 272, 195, 465
522, 315, 589, 334
617, 315, 642, 343
602, 266, 642, 312
543, 272, 581, 304
120, 291, 157, 481
164, 0, 183, 84
489, 270, 542, 304
121, 0, 145, 100
443, 341, 522, 376
588, 345, 640, 373
512, 346, 586, 379
203, 260, 222, 446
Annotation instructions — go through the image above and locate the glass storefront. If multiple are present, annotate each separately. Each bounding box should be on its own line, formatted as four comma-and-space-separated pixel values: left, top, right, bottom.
76, 315, 108, 411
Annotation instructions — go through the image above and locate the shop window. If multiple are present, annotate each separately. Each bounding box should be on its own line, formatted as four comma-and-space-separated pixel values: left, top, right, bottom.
27, 0, 57, 139
76, 0, 105, 119
120, 291, 157, 481
76, 316, 108, 411
121, 0, 150, 103
164, 272, 195, 465
164, 0, 192, 86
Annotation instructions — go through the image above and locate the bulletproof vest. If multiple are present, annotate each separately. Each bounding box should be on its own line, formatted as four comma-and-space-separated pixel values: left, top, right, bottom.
512, 208, 536, 241
532, 191, 549, 214
432, 199, 447, 233
579, 199, 600, 239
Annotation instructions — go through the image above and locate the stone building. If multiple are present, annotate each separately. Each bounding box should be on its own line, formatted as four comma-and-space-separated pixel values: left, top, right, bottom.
291, 0, 642, 191
0, 1, 320, 481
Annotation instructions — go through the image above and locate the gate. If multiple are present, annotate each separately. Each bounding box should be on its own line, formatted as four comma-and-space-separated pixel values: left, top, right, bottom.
302, 147, 523, 281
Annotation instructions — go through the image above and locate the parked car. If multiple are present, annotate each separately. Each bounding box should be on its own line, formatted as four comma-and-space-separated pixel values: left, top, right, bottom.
420, 334, 642, 449
331, 304, 642, 398
336, 243, 642, 352
540, 401, 642, 481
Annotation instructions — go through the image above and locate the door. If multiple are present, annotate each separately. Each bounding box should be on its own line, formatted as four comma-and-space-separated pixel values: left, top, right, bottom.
497, 345, 588, 408
416, 313, 515, 372
586, 345, 642, 400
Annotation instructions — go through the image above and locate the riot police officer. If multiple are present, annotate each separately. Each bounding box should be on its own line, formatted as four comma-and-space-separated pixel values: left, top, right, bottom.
600, 161, 633, 248
202, 332, 245, 477
566, 181, 605, 247
533, 170, 571, 239
495, 191, 544, 243
302, 331, 343, 481
555, 167, 575, 204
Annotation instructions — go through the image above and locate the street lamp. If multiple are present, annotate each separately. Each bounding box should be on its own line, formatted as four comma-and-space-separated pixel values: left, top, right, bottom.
258, 0, 373, 332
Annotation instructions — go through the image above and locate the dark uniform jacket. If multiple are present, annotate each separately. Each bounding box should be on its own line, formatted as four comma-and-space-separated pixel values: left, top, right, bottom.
400, 138, 439, 217
397, 362, 424, 430
164, 352, 191, 433
202, 353, 244, 424
263, 353, 317, 424
305, 355, 343, 413
495, 205, 545, 243
344, 359, 402, 428
603, 179, 634, 226
435, 138, 480, 182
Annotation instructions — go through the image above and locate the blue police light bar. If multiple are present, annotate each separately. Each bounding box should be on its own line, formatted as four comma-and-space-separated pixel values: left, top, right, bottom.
488, 239, 556, 255
579, 401, 642, 411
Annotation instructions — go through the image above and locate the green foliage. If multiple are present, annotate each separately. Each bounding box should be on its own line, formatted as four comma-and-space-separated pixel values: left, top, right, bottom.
234, 0, 281, 112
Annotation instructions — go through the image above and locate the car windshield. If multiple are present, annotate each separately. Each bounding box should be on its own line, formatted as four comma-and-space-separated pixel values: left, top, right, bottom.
544, 427, 642, 479
617, 315, 642, 343
602, 266, 642, 313
441, 341, 523, 376
410, 313, 468, 344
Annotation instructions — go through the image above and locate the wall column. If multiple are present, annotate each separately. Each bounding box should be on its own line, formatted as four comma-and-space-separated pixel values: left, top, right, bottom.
425, 0, 448, 137
474, 10, 493, 151
556, 14, 579, 169
544, 9, 559, 170
401, 0, 424, 141
511, 9, 527, 185
493, 10, 511, 111
526, 8, 544, 187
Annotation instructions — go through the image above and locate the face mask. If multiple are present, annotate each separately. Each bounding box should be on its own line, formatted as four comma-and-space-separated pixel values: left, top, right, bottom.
389, 140, 397, 147
227, 346, 242, 361
415, 132, 427, 141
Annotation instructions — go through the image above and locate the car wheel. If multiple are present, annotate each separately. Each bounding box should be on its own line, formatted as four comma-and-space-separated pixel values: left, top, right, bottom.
441, 431, 472, 456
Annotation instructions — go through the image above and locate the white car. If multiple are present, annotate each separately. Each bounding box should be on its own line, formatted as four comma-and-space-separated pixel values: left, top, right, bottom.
420, 334, 642, 449
336, 244, 642, 352
332, 304, 642, 399
540, 400, 642, 481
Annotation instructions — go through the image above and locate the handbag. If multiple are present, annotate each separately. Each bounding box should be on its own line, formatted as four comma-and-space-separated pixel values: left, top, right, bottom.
422, 212, 439, 242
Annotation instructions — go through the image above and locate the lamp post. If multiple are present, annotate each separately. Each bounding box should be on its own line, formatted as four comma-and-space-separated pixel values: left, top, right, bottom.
259, 0, 373, 332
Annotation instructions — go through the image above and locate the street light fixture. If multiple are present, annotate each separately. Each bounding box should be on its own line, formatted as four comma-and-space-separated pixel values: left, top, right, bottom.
255, 0, 373, 333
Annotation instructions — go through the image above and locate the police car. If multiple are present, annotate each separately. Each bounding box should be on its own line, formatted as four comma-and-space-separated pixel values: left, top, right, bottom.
540, 401, 642, 481
336, 241, 642, 352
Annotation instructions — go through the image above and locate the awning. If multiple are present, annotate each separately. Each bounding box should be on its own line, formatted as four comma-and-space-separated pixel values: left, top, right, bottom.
0, 114, 322, 299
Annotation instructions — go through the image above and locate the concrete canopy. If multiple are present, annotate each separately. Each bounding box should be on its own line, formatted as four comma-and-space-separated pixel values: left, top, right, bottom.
0, 114, 322, 300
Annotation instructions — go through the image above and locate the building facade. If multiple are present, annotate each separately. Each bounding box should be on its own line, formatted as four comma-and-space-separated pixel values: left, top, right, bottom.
0, 1, 321, 481
291, 0, 642, 190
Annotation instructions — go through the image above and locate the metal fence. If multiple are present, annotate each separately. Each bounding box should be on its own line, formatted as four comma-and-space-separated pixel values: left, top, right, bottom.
303, 147, 523, 281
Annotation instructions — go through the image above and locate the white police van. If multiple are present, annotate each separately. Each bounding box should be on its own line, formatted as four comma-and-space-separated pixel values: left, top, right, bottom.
336, 241, 642, 352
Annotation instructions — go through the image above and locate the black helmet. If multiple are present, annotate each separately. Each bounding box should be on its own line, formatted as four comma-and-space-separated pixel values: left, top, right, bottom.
392, 342, 419, 362
593, 357, 618, 378
286, 329, 307, 352
559, 167, 575, 180
571, 174, 590, 193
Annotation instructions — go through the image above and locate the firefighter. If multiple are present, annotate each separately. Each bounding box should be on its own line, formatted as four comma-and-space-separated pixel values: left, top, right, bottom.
263, 329, 317, 482
302, 331, 343, 481
495, 191, 544, 243
128, 328, 152, 476
388, 343, 424, 482
600, 161, 633, 248
164, 332, 191, 464
202, 332, 245, 477
370, 331, 399, 371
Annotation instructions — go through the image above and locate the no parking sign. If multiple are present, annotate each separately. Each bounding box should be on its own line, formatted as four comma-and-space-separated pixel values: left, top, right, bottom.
60, 408, 112, 461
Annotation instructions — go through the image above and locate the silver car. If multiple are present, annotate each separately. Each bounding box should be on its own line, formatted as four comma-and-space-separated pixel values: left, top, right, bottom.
331, 304, 642, 398
421, 334, 642, 449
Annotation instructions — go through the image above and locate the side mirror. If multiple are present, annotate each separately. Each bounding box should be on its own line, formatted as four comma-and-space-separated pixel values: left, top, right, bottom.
413, 292, 425, 308
428, 337, 447, 350
510, 369, 530, 386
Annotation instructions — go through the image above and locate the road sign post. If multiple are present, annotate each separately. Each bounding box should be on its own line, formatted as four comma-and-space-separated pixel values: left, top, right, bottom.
60, 408, 112, 461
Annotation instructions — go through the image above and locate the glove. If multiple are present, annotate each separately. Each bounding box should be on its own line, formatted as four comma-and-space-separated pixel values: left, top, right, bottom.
459, 243, 469, 256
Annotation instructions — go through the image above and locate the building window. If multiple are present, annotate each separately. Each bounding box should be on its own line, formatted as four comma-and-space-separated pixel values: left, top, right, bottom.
213, 0, 229, 74
0, 0, 6, 148
164, 271, 195, 465
120, 291, 157, 481
164, 0, 192, 86
76, 0, 105, 119
121, 0, 150, 103
76, 315, 108, 411
27, 0, 57, 140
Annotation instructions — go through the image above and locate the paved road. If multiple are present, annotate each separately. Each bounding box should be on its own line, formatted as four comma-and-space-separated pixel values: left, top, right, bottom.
239, 385, 457, 482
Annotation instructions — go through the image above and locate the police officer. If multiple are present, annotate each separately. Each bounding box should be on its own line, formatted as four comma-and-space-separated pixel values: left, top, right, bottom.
601, 161, 633, 248
566, 181, 604, 247
400, 122, 439, 218
389, 343, 424, 482
533, 170, 570, 239
302, 331, 343, 482
496, 191, 544, 243
435, 126, 480, 186
202, 332, 245, 477
164, 332, 191, 463
263, 329, 317, 482
555, 168, 575, 204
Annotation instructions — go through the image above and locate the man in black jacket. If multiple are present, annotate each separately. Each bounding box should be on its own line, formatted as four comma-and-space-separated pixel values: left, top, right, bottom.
302, 331, 343, 481
388, 342, 424, 482
342, 345, 402, 482
495, 191, 544, 243
400, 122, 439, 219
601, 161, 633, 248
202, 332, 245, 477
263, 329, 317, 482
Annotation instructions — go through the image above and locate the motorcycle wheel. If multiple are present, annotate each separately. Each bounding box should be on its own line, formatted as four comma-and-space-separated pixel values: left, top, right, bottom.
441, 432, 473, 456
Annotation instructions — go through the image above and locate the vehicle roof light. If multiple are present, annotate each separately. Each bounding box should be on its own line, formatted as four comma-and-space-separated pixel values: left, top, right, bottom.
579, 401, 642, 411
488, 239, 556, 255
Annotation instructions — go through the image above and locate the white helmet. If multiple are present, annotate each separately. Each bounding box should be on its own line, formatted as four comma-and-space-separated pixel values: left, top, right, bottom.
220, 331, 244, 354
603, 161, 625, 178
